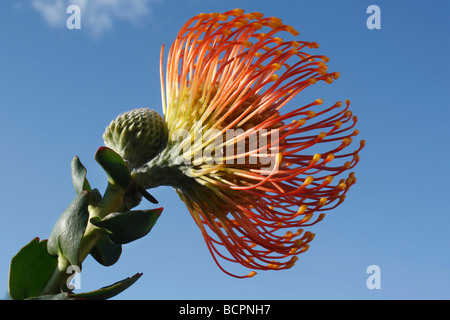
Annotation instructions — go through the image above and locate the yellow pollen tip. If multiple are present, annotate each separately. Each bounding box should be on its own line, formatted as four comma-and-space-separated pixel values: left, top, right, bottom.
272, 63, 282, 70
297, 204, 308, 214
360, 140, 366, 147
343, 161, 351, 169
342, 137, 351, 146
284, 231, 294, 239
265, 21, 281, 29
312, 153, 321, 162
273, 37, 284, 44
324, 175, 334, 184
221, 29, 233, 36
269, 74, 279, 81
326, 154, 335, 162
317, 68, 327, 75
318, 198, 327, 207
291, 41, 300, 48
285, 25, 300, 36
306, 111, 316, 118
242, 41, 253, 48
293, 239, 304, 248
315, 98, 323, 105
218, 14, 228, 21
243, 13, 256, 20
317, 132, 327, 140
251, 12, 264, 20
321, 56, 330, 62
286, 256, 299, 268
308, 78, 318, 85
338, 183, 347, 191
229, 9, 244, 16
247, 271, 257, 277
276, 152, 283, 163
317, 62, 328, 69
304, 176, 314, 186
333, 72, 340, 79
251, 22, 263, 30
269, 17, 283, 24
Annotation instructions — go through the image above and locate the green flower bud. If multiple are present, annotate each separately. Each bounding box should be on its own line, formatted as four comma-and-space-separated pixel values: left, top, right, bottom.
103, 108, 165, 168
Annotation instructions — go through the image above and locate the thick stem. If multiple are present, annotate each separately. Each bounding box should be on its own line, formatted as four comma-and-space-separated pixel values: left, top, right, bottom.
41, 256, 71, 295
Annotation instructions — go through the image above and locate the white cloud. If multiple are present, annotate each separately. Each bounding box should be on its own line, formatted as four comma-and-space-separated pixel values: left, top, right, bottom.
31, 0, 155, 36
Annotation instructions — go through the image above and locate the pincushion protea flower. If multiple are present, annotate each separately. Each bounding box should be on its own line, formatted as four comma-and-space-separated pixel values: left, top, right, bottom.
116, 9, 365, 278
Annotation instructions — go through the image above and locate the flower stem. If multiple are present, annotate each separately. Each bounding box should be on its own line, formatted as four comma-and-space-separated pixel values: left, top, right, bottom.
78, 182, 126, 262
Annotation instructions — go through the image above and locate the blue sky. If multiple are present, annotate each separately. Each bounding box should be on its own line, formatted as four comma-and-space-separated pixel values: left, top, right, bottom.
0, 0, 449, 300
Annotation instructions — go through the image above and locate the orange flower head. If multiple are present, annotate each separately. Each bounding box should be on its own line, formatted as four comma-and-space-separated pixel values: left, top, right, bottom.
128, 9, 365, 278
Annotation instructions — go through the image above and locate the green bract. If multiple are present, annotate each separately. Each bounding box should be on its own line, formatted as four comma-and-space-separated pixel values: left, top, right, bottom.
103, 108, 166, 169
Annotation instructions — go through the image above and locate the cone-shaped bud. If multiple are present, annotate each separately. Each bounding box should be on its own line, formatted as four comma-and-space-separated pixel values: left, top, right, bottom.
103, 108, 165, 168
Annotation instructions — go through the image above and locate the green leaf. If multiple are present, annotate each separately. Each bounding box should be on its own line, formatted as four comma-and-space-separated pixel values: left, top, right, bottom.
47, 191, 90, 267
71, 156, 91, 194
90, 208, 162, 244
8, 238, 58, 300
70, 273, 142, 300
90, 234, 122, 267
95, 147, 130, 189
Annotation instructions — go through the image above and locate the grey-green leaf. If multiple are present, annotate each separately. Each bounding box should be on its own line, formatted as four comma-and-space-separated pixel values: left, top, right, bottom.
70, 273, 142, 300
90, 208, 162, 244
90, 234, 122, 267
71, 156, 91, 194
95, 147, 130, 189
47, 191, 90, 267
